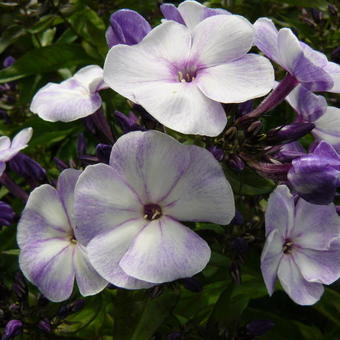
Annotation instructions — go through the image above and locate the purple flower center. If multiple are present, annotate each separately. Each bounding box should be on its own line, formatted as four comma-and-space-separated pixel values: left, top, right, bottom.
143, 203, 162, 220
282, 239, 294, 254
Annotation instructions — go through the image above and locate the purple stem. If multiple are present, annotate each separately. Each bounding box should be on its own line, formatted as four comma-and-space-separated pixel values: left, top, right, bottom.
0, 173, 28, 202
236, 73, 299, 126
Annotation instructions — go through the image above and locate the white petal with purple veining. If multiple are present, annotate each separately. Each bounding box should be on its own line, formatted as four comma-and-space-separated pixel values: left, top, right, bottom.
73, 65, 107, 92
197, 54, 274, 104
119, 217, 211, 283
324, 62, 340, 93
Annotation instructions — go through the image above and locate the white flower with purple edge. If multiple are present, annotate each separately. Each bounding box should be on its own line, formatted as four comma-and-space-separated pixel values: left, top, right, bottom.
74, 130, 235, 288
104, 15, 274, 136
30, 65, 108, 122
17, 169, 107, 302
0, 127, 32, 176
254, 17, 340, 92
261, 185, 340, 305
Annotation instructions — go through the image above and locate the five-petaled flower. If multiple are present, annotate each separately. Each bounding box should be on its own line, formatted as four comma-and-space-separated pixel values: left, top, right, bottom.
74, 131, 235, 288
261, 185, 340, 305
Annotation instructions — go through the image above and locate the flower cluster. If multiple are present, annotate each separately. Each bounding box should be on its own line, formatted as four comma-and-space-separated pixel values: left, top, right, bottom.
1, 0, 339, 323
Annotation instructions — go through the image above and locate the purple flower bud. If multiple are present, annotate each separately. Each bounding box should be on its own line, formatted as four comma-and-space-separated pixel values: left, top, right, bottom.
266, 123, 315, 145
253, 162, 291, 181
58, 299, 85, 318
207, 146, 224, 162
275, 142, 306, 162
181, 278, 203, 293
53, 157, 68, 171
288, 141, 340, 204
77, 133, 87, 156
37, 319, 52, 334
0, 201, 15, 226
114, 111, 143, 133
106, 9, 151, 48
3, 57, 15, 68
2, 320, 23, 340
238, 100, 253, 116
12, 272, 27, 300
310, 8, 323, 23
228, 155, 245, 172
246, 320, 274, 337
96, 144, 112, 164
9, 153, 46, 183
85, 109, 114, 143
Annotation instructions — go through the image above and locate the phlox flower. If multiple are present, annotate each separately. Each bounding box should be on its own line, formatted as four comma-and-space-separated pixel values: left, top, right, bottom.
254, 18, 340, 92
74, 131, 235, 288
17, 169, 107, 302
30, 65, 108, 122
261, 185, 340, 305
104, 15, 274, 136
0, 127, 32, 176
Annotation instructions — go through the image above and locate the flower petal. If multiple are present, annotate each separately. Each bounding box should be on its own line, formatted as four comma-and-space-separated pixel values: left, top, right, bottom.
73, 244, 108, 296
324, 62, 340, 93
160, 3, 185, 24
0, 162, 6, 176
191, 15, 254, 66
19, 240, 75, 302
57, 168, 82, 229
277, 255, 324, 305
197, 54, 274, 103
261, 230, 283, 295
264, 185, 295, 237
17, 184, 72, 249
0, 136, 10, 152
11, 127, 33, 150
74, 163, 141, 245
87, 219, 154, 289
30, 79, 102, 122
162, 144, 235, 224
291, 197, 340, 250
73, 65, 107, 92
293, 240, 340, 285
120, 217, 211, 283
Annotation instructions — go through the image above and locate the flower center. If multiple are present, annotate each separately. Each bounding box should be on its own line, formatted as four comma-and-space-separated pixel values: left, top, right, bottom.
143, 203, 162, 221
177, 69, 196, 83
282, 239, 293, 254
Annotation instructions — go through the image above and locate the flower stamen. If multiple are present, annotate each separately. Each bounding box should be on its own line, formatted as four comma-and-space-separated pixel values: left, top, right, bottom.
143, 203, 162, 220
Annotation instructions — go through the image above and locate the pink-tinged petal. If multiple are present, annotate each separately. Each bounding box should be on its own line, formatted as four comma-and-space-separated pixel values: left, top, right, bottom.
19, 240, 75, 302
87, 219, 154, 289
285, 85, 327, 122
30, 79, 102, 122
17, 185, 72, 249
120, 217, 211, 283
73, 244, 108, 296
135, 82, 227, 136
261, 230, 284, 295
178, 0, 230, 30
292, 198, 340, 250
313, 106, 340, 152
162, 144, 235, 224
265, 185, 295, 237
0, 136, 10, 152
197, 54, 274, 104
0, 162, 5, 176
324, 62, 340, 93
253, 18, 280, 64
191, 15, 254, 66
73, 65, 107, 92
57, 168, 82, 229
104, 21, 191, 101
109, 130, 191, 203
74, 163, 141, 245
277, 255, 324, 305
293, 239, 340, 285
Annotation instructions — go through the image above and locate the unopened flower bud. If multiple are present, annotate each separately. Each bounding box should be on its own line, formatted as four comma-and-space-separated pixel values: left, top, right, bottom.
96, 144, 112, 164
3, 57, 15, 68
53, 157, 68, 171
115, 111, 143, 133
0, 201, 15, 226
207, 146, 224, 161
310, 8, 323, 23
77, 133, 87, 156
37, 319, 52, 334
228, 155, 245, 172
2, 320, 23, 340
58, 299, 85, 318
12, 272, 27, 300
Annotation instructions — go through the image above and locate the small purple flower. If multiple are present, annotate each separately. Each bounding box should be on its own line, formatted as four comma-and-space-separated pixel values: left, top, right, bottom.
0, 201, 15, 226
3, 56, 15, 68
106, 9, 151, 48
261, 185, 340, 305
254, 18, 340, 92
0, 128, 33, 177
160, 0, 230, 29
74, 131, 235, 288
30, 66, 108, 122
288, 141, 340, 205
17, 169, 107, 302
104, 16, 274, 136
2, 320, 23, 340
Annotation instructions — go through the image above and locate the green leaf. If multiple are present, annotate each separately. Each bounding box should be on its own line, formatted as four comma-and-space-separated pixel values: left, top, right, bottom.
314, 288, 340, 327
0, 25, 26, 54
0, 44, 93, 83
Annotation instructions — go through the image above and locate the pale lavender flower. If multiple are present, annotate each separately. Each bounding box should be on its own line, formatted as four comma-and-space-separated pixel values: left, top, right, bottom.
254, 18, 340, 92
160, 0, 230, 29
288, 141, 340, 205
104, 16, 274, 136
0, 127, 33, 176
17, 169, 107, 302
30, 65, 108, 122
261, 185, 340, 305
74, 131, 235, 288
